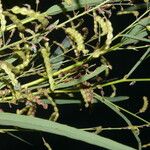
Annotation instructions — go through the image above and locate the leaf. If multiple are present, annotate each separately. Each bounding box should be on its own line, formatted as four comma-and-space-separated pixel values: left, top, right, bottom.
121, 3, 150, 11
42, 96, 129, 105
51, 37, 70, 71
0, 82, 4, 89
121, 16, 150, 45
55, 65, 107, 89
121, 34, 150, 43
5, 57, 17, 64
0, 112, 136, 150
45, 0, 107, 15
106, 96, 129, 102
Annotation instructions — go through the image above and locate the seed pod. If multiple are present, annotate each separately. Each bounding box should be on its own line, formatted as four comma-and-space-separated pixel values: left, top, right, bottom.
64, 0, 73, 5
0, 61, 20, 90
15, 44, 31, 71
105, 19, 113, 49
80, 82, 93, 107
139, 96, 149, 113
65, 27, 88, 56
92, 17, 113, 58
15, 51, 30, 71
0, 1, 6, 37
95, 16, 108, 36
3, 11, 25, 32
0, 89, 11, 96
40, 44, 55, 91
27, 105, 36, 116
11, 6, 49, 28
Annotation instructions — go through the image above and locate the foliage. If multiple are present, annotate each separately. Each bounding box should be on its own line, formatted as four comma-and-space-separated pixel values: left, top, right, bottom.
0, 0, 150, 150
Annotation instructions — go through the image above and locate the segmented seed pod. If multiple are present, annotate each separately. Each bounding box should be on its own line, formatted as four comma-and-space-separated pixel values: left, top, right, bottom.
0, 89, 11, 96
80, 82, 93, 107
15, 51, 30, 71
15, 44, 31, 71
11, 6, 33, 15
93, 11, 98, 35
105, 19, 113, 49
65, 27, 88, 56
11, 6, 49, 28
16, 106, 30, 115
40, 44, 55, 91
139, 96, 149, 113
27, 105, 36, 116
3, 11, 25, 32
0, 62, 20, 90
64, 0, 72, 5
0, 1, 6, 36
95, 16, 108, 36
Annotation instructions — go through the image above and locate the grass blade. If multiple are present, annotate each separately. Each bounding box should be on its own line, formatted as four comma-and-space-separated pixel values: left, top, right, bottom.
121, 34, 150, 43
0, 112, 136, 150
41, 96, 129, 105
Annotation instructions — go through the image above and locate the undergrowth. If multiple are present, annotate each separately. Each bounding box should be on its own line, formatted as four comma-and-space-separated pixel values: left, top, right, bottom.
0, 0, 150, 150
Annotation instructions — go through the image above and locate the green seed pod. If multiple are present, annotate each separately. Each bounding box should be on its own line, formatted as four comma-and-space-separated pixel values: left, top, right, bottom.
15, 44, 31, 71
0, 61, 20, 90
64, 0, 72, 5
40, 44, 55, 91
0, 1, 6, 37
105, 19, 113, 49
15, 51, 30, 71
3, 11, 25, 32
65, 27, 88, 56
11, 6, 49, 28
80, 87, 93, 108
95, 16, 108, 36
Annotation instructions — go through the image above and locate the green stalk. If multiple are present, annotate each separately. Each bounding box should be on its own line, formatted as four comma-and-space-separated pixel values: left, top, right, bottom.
21, 61, 84, 88
101, 78, 150, 87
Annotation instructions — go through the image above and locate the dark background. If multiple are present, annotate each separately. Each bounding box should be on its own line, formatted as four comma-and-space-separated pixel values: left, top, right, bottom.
0, 0, 149, 150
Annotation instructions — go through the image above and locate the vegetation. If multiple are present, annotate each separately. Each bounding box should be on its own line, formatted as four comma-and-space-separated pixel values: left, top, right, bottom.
0, 0, 149, 150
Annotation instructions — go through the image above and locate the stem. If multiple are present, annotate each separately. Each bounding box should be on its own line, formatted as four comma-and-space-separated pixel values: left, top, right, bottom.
56, 0, 111, 29
81, 124, 149, 131
112, 9, 150, 41
21, 61, 84, 88
0, 34, 40, 52
125, 48, 150, 79
101, 78, 150, 87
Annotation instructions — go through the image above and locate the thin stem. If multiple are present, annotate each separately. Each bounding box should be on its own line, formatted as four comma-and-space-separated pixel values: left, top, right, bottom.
124, 48, 150, 79
101, 78, 150, 88
0, 33, 40, 52
80, 124, 149, 131
21, 61, 84, 88
112, 9, 150, 41
56, 0, 112, 29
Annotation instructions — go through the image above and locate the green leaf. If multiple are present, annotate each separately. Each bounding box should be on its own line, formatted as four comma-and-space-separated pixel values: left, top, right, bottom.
121, 34, 150, 43
45, 0, 106, 15
122, 3, 150, 11
121, 16, 150, 45
0, 112, 136, 150
106, 96, 129, 102
51, 37, 70, 71
42, 96, 129, 105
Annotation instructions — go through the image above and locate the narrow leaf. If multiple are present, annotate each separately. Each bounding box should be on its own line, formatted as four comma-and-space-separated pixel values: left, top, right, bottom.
121, 16, 150, 45
0, 112, 135, 150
